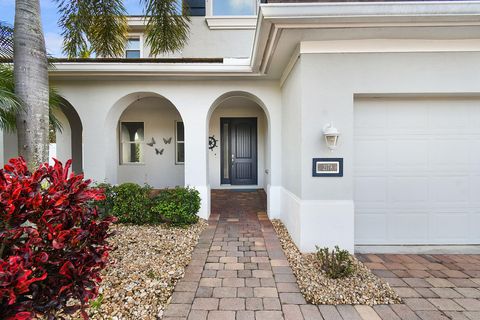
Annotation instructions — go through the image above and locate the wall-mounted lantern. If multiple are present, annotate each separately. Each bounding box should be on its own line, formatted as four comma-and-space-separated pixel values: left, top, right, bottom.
323, 123, 340, 151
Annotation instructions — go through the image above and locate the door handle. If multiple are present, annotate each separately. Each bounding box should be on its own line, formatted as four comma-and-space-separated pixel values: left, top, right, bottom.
232, 154, 235, 163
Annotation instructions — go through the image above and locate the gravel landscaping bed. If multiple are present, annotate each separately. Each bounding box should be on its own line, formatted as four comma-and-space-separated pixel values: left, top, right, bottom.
271, 219, 401, 305
69, 221, 207, 319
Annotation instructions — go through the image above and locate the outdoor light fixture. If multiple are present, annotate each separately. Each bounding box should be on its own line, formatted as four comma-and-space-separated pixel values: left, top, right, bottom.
323, 123, 340, 151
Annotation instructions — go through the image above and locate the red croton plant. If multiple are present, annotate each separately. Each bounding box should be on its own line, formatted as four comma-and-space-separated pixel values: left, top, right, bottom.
0, 157, 115, 319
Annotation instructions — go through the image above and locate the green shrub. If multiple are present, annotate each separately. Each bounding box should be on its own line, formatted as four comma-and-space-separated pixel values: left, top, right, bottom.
152, 187, 200, 226
315, 245, 354, 279
94, 182, 116, 217
111, 183, 153, 224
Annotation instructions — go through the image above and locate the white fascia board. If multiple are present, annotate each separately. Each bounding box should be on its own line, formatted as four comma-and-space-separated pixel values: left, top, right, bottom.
50, 62, 254, 77
259, 1, 480, 21
205, 16, 257, 30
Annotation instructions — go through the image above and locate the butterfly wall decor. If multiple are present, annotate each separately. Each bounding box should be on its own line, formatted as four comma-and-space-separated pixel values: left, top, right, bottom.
155, 148, 164, 155
163, 137, 172, 144
146, 137, 156, 147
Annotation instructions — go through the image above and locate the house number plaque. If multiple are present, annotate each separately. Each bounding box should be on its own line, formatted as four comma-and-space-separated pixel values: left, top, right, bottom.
312, 158, 343, 177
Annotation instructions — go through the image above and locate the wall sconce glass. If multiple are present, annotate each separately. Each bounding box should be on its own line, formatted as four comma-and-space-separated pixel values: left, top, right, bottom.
323, 123, 340, 151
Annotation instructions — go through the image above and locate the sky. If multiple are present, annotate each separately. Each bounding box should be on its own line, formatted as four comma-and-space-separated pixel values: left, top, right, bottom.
0, 0, 144, 57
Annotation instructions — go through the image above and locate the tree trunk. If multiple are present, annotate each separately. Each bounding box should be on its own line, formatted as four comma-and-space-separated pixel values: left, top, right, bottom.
14, 0, 49, 167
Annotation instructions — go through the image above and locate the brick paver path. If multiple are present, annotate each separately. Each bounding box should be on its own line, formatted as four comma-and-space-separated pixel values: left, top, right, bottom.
164, 190, 480, 320
357, 254, 480, 320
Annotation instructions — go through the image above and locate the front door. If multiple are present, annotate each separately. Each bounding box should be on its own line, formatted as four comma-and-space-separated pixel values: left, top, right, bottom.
221, 118, 257, 185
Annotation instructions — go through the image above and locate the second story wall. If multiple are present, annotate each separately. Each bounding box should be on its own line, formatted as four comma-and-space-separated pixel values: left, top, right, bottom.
127, 17, 255, 59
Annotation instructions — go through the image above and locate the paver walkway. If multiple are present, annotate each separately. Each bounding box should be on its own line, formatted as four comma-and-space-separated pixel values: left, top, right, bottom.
357, 253, 480, 320
164, 190, 480, 320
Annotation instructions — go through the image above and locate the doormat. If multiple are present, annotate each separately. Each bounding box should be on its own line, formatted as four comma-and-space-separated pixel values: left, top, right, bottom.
230, 189, 259, 192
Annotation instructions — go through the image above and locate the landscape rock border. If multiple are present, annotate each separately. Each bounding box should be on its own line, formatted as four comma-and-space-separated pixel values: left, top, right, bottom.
67, 220, 207, 319
271, 219, 401, 305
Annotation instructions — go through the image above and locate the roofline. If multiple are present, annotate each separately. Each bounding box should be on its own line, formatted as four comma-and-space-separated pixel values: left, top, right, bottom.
47, 1, 480, 79
252, 0, 480, 73
0, 57, 223, 64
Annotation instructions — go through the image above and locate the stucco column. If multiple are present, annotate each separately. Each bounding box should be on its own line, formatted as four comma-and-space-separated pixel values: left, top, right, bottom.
183, 112, 210, 220
82, 115, 108, 183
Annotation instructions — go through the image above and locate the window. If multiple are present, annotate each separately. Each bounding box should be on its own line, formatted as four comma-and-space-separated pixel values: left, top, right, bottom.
125, 38, 141, 58
212, 0, 257, 16
175, 121, 185, 164
120, 122, 144, 164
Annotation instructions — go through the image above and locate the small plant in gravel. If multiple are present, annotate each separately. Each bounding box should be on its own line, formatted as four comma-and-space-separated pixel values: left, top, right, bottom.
315, 245, 355, 279
0, 157, 115, 319
111, 183, 153, 224
152, 187, 200, 226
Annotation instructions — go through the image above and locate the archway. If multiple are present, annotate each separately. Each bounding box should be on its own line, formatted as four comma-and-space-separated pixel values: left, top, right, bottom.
207, 91, 271, 190
109, 93, 185, 188
51, 98, 83, 173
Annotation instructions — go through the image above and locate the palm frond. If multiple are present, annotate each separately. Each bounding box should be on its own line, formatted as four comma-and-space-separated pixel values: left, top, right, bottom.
141, 0, 190, 55
0, 64, 63, 132
0, 64, 21, 132
55, 0, 90, 58
87, 0, 128, 57
49, 86, 63, 133
55, 0, 128, 58
0, 22, 14, 59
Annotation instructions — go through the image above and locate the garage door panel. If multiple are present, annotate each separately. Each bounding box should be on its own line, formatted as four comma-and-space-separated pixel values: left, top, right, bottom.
354, 140, 387, 168
389, 177, 429, 203
469, 176, 480, 203
387, 104, 428, 130
354, 98, 480, 245
430, 176, 469, 203
355, 213, 387, 243
354, 102, 387, 133
430, 140, 470, 166
388, 140, 428, 167
469, 140, 480, 169
389, 213, 429, 243
354, 177, 387, 203
471, 213, 480, 240
431, 213, 470, 242
428, 104, 470, 130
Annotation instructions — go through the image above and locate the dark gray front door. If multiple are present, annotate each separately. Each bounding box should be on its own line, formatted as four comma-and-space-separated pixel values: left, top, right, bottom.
221, 118, 257, 185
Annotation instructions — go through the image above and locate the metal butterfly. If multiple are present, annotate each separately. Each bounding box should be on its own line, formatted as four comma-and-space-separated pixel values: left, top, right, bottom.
155, 148, 164, 155
163, 137, 172, 144
146, 137, 156, 147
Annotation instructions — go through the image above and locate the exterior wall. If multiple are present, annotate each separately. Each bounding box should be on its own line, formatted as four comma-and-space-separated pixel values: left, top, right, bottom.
280, 61, 303, 245
283, 47, 480, 252
52, 80, 282, 220
208, 98, 268, 189
117, 97, 185, 188
1, 130, 18, 166
54, 108, 72, 165
135, 17, 255, 59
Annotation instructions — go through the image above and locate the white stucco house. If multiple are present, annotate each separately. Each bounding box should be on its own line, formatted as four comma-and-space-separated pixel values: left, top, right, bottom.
2, 0, 480, 253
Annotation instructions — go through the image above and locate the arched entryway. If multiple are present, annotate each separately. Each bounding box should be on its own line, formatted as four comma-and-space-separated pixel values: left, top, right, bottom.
51, 98, 83, 173
207, 92, 270, 190
112, 94, 185, 188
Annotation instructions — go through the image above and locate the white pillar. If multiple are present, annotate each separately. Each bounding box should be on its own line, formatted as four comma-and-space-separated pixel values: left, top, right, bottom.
182, 111, 210, 220
82, 116, 108, 183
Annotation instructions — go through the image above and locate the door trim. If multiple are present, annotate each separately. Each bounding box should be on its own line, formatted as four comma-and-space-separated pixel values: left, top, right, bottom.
220, 117, 258, 185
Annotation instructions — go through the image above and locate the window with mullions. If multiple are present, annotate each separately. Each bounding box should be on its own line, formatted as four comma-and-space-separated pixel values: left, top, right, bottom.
120, 122, 144, 164
125, 38, 141, 58
176, 121, 185, 164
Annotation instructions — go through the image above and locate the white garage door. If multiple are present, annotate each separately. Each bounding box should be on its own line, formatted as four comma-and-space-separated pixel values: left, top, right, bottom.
354, 97, 480, 245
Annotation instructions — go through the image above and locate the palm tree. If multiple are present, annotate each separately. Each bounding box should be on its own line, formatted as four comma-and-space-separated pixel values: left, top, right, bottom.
0, 23, 20, 132
0, 22, 62, 140
11, 0, 190, 167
